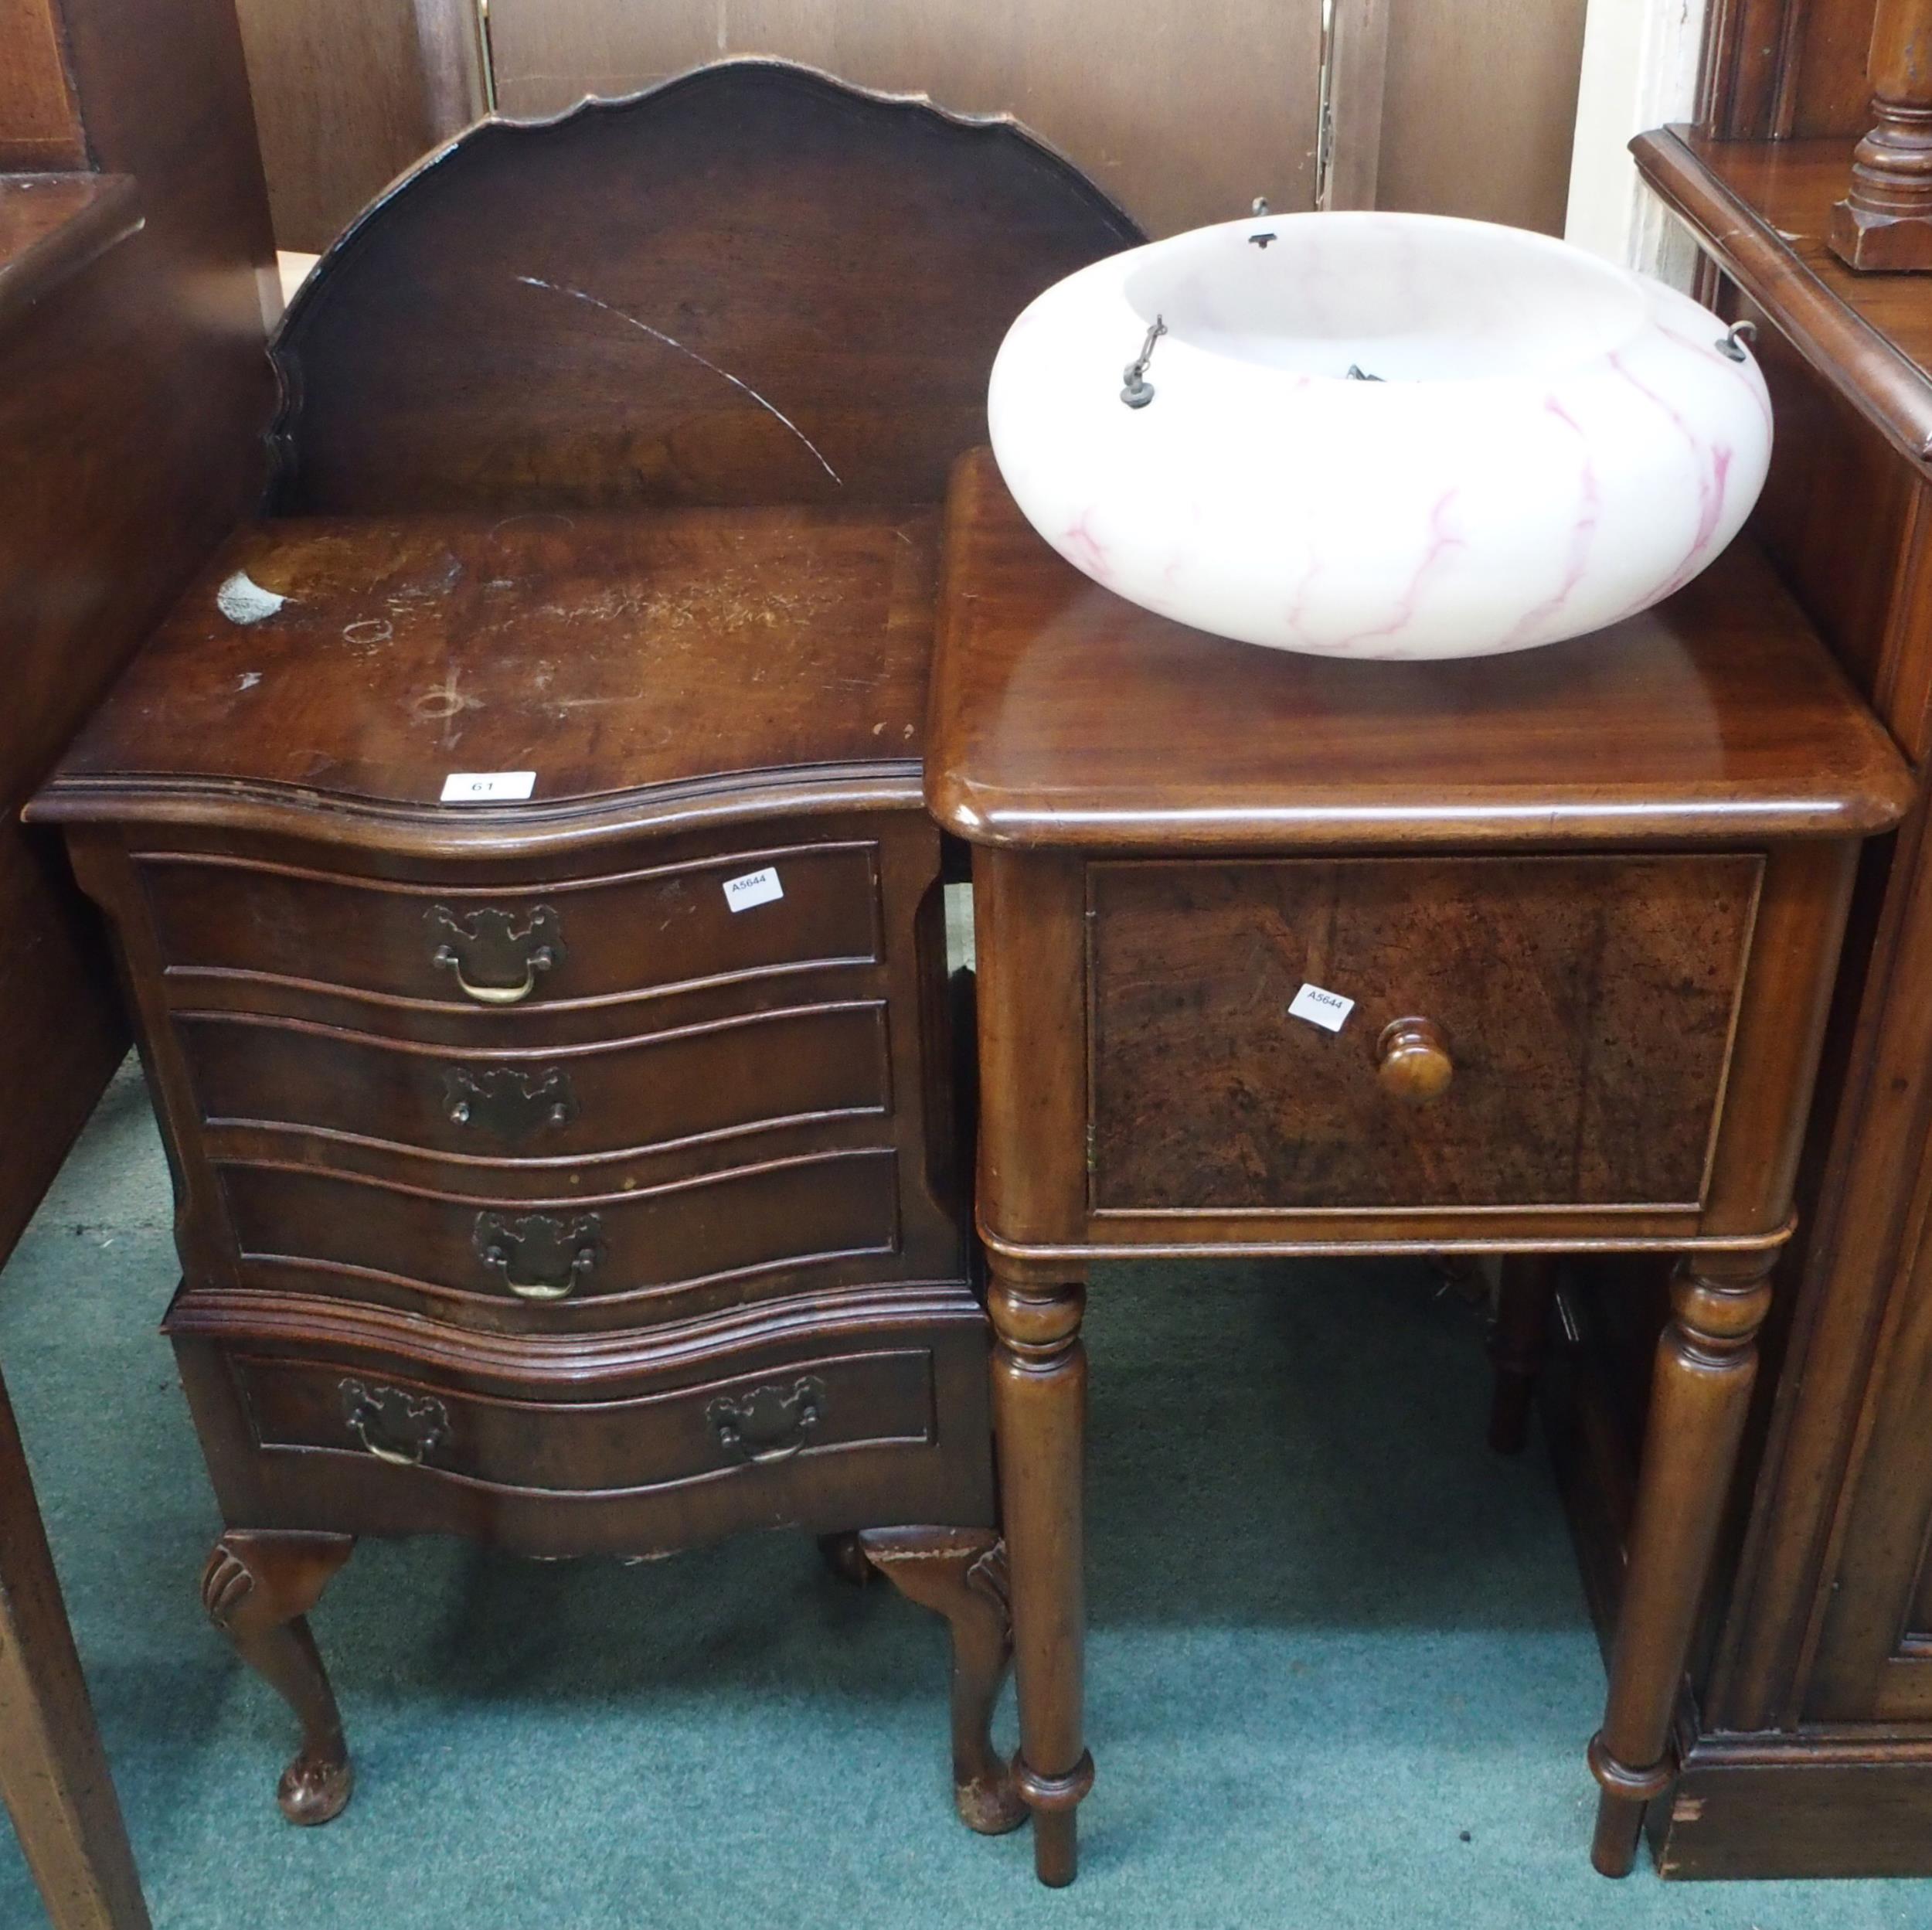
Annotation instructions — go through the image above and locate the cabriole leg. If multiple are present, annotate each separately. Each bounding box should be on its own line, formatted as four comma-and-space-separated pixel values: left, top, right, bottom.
858, 1525, 1026, 1834
201, 1530, 355, 1825
1588, 1253, 1774, 1876
988, 1268, 1093, 1886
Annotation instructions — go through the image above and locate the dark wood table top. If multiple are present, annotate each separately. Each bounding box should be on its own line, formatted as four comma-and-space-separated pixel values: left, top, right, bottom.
32, 505, 940, 844
927, 448, 1914, 853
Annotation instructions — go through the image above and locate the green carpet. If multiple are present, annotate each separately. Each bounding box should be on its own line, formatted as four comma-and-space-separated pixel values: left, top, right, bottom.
2, 1061, 1928, 1928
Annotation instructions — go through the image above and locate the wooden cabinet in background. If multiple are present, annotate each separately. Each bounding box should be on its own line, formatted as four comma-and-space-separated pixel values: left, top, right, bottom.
1531, 0, 1932, 1878
0, 0, 274, 1920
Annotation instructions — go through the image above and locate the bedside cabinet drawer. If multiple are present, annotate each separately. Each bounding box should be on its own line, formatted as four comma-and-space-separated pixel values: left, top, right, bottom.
234, 1345, 937, 1495
1087, 854, 1760, 1213
138, 840, 882, 1015
179, 1000, 889, 1165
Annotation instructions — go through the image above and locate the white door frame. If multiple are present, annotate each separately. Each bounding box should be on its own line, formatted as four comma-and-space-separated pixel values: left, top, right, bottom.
1564, 0, 1710, 286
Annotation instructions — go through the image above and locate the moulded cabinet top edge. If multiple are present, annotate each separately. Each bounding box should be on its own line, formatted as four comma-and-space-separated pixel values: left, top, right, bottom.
27, 507, 947, 847
926, 449, 1915, 853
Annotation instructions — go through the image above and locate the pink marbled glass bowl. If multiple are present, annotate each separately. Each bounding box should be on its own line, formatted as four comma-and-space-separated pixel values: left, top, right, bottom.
987, 211, 1771, 661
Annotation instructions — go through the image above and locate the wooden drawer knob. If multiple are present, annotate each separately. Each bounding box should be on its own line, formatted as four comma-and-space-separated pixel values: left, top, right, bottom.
1376, 1016, 1454, 1103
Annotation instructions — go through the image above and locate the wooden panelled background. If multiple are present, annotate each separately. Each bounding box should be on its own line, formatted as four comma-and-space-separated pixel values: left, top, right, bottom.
485, 0, 1321, 240
232, 0, 440, 254
235, 0, 1591, 253
1703, 0, 1879, 140
1379, 0, 1590, 233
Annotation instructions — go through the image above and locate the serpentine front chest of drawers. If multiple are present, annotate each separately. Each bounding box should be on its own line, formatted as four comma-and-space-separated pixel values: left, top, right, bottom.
22, 59, 1145, 1851
27, 507, 1019, 1833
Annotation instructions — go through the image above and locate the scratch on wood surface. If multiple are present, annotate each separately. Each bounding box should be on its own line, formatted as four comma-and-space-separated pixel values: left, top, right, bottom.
488, 512, 576, 540
342, 618, 393, 652
411, 667, 481, 748
516, 274, 844, 486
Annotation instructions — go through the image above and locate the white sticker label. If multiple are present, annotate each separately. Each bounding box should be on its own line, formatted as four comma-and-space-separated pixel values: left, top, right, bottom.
440, 771, 536, 803
1288, 982, 1355, 1033
723, 866, 784, 912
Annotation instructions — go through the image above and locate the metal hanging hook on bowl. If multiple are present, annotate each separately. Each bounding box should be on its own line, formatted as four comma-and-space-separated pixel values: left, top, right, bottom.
1121, 315, 1167, 409
1717, 318, 1758, 363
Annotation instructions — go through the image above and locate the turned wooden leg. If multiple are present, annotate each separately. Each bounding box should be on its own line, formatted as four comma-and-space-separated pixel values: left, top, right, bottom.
857, 1526, 1026, 1836
1488, 1254, 1560, 1455
0, 1367, 151, 1930
201, 1530, 356, 1826
1588, 1253, 1773, 1876
988, 1269, 1093, 1887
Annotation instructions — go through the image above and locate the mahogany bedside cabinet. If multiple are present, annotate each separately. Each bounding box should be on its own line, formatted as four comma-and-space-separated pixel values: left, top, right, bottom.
928, 448, 1915, 1884
23, 65, 1140, 1845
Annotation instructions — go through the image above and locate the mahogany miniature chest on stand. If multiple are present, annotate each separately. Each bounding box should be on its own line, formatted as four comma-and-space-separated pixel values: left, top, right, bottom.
25, 62, 1141, 1844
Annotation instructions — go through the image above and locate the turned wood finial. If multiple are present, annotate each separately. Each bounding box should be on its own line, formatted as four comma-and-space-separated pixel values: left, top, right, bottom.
1831, 0, 1932, 271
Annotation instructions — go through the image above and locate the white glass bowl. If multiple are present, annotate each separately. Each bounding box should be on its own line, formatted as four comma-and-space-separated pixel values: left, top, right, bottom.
987, 211, 1773, 660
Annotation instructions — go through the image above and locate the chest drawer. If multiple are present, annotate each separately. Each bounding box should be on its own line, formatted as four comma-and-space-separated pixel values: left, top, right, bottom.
233, 1343, 937, 1496
178, 1000, 889, 1166
1087, 854, 1760, 1213
171, 1287, 998, 1553
137, 841, 881, 1016
220, 1149, 903, 1322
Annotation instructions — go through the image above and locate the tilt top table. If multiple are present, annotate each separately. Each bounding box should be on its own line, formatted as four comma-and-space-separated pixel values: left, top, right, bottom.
927, 446, 1913, 1884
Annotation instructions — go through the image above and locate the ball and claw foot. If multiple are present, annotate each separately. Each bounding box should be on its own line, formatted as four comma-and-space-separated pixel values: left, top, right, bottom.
277, 1745, 354, 1826
957, 1763, 1029, 1837
201, 1530, 356, 1828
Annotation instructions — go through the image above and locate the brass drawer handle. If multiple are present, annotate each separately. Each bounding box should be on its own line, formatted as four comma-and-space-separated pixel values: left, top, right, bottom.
443, 1065, 577, 1141
706, 1375, 826, 1465
428, 905, 564, 1006
472, 1210, 604, 1301
340, 1378, 448, 1468
1376, 1016, 1454, 1104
